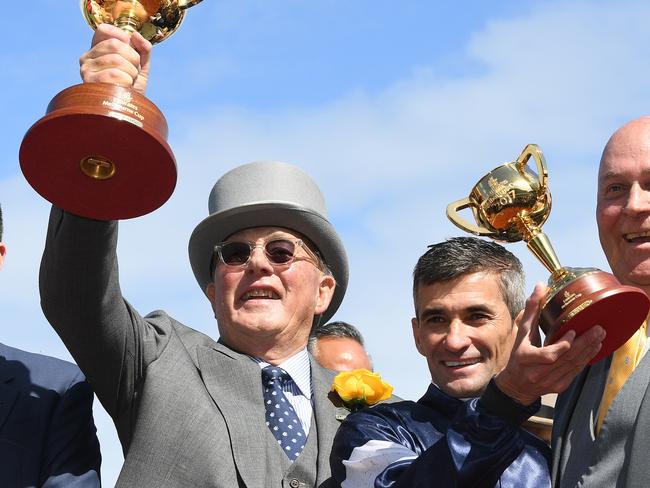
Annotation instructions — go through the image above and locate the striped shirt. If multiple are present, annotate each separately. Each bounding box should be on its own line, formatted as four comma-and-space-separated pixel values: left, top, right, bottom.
251, 348, 313, 434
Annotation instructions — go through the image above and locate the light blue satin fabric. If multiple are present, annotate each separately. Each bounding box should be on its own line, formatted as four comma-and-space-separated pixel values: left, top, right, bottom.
331, 383, 551, 487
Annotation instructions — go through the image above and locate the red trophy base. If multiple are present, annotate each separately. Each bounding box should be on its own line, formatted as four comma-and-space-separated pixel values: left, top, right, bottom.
540, 270, 650, 364
19, 83, 176, 220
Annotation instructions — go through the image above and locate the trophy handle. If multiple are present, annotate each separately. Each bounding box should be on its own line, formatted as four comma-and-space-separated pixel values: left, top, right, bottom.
446, 198, 497, 237
515, 144, 548, 190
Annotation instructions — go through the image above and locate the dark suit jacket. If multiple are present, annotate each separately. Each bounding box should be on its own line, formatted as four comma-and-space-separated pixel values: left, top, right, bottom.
39, 207, 344, 487
0, 342, 101, 487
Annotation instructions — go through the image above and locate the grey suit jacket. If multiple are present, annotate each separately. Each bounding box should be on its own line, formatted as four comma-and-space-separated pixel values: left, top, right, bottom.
552, 355, 650, 487
39, 207, 343, 487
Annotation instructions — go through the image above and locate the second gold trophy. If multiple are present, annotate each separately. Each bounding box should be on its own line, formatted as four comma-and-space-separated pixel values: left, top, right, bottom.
447, 144, 649, 364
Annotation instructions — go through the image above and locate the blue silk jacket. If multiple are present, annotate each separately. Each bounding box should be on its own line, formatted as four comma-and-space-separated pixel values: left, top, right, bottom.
330, 381, 551, 487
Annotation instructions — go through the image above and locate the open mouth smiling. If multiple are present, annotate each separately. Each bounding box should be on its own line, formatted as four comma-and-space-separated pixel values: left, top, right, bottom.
624, 231, 650, 243
443, 358, 482, 368
240, 288, 280, 301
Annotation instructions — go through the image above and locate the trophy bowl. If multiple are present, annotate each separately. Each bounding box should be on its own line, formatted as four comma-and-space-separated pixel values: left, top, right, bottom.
447, 144, 649, 364
19, 0, 202, 220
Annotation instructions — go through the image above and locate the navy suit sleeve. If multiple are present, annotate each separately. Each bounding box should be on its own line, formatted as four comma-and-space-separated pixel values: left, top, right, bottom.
41, 370, 101, 487
330, 383, 550, 488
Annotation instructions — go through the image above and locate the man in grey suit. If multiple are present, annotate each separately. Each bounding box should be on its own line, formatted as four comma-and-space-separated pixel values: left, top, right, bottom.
550, 116, 650, 487
40, 24, 348, 487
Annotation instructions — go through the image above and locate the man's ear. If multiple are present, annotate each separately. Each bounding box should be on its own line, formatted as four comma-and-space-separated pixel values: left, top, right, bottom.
0, 243, 6, 271
315, 274, 336, 315
206, 282, 217, 315
411, 317, 425, 356
512, 311, 521, 336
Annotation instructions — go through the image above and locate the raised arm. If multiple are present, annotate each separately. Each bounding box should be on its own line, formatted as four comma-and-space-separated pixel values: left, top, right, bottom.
40, 208, 160, 422
39, 25, 162, 424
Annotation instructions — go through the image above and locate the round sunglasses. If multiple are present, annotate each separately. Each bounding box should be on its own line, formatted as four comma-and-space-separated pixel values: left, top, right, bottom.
212, 239, 322, 270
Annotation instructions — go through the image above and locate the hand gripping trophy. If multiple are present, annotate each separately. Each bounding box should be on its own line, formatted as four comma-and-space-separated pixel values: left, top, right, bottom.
447, 144, 650, 364
19, 0, 203, 220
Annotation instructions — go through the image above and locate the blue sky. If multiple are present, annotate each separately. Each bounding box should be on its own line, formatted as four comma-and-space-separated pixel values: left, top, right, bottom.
3, 0, 650, 483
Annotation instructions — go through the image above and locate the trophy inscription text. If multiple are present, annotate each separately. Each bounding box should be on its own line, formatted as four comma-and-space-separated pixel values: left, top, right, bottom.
560, 300, 593, 325
561, 291, 583, 310
101, 96, 145, 122
486, 176, 516, 210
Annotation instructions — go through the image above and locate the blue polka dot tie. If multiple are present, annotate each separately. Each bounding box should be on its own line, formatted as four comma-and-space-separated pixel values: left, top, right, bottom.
261, 365, 307, 460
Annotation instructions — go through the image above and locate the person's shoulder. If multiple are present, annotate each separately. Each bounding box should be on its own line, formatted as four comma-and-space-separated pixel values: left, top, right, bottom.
145, 309, 218, 346
344, 398, 419, 426
0, 342, 85, 392
333, 399, 423, 454
140, 309, 221, 365
369, 398, 416, 413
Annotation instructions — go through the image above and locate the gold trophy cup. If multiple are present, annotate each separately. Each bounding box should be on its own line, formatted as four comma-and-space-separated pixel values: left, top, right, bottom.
19, 0, 203, 220
447, 144, 649, 364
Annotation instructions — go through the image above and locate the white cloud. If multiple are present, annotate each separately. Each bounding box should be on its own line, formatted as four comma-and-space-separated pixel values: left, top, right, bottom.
2, 0, 650, 484
160, 0, 649, 397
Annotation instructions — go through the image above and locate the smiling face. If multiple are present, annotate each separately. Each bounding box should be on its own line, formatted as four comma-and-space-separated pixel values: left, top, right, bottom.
411, 271, 516, 398
206, 227, 335, 362
597, 118, 650, 293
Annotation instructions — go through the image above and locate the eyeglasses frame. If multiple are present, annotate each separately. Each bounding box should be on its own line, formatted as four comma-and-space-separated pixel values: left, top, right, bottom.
210, 238, 324, 277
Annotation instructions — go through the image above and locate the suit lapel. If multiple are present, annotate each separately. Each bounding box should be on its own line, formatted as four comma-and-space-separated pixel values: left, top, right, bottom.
310, 358, 340, 483
627, 363, 650, 486
197, 343, 268, 488
551, 364, 592, 483
592, 352, 650, 486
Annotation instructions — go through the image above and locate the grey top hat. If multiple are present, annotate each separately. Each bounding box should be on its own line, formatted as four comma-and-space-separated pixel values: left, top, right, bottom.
188, 161, 349, 324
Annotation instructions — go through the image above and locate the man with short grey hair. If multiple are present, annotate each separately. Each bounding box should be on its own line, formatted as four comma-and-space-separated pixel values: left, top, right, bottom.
309, 321, 373, 372
331, 237, 603, 487
39, 24, 348, 488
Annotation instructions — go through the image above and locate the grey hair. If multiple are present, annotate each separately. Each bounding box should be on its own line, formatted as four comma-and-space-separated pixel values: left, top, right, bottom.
412, 237, 525, 319
308, 321, 365, 352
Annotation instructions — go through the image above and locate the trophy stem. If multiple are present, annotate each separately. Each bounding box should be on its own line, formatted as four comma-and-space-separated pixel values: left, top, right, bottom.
527, 232, 564, 276
115, 1, 146, 34
116, 14, 142, 34
514, 213, 563, 275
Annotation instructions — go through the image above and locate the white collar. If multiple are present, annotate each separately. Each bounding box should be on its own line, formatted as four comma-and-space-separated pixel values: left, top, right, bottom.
252, 348, 312, 399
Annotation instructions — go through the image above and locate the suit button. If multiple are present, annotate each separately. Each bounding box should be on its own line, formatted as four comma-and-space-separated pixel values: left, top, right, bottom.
289, 479, 300, 488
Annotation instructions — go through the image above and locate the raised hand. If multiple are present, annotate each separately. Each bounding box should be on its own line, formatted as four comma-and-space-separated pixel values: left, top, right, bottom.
495, 282, 606, 405
79, 24, 152, 95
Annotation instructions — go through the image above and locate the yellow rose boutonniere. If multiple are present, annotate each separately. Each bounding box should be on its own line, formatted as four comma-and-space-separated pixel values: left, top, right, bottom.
330, 369, 393, 412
